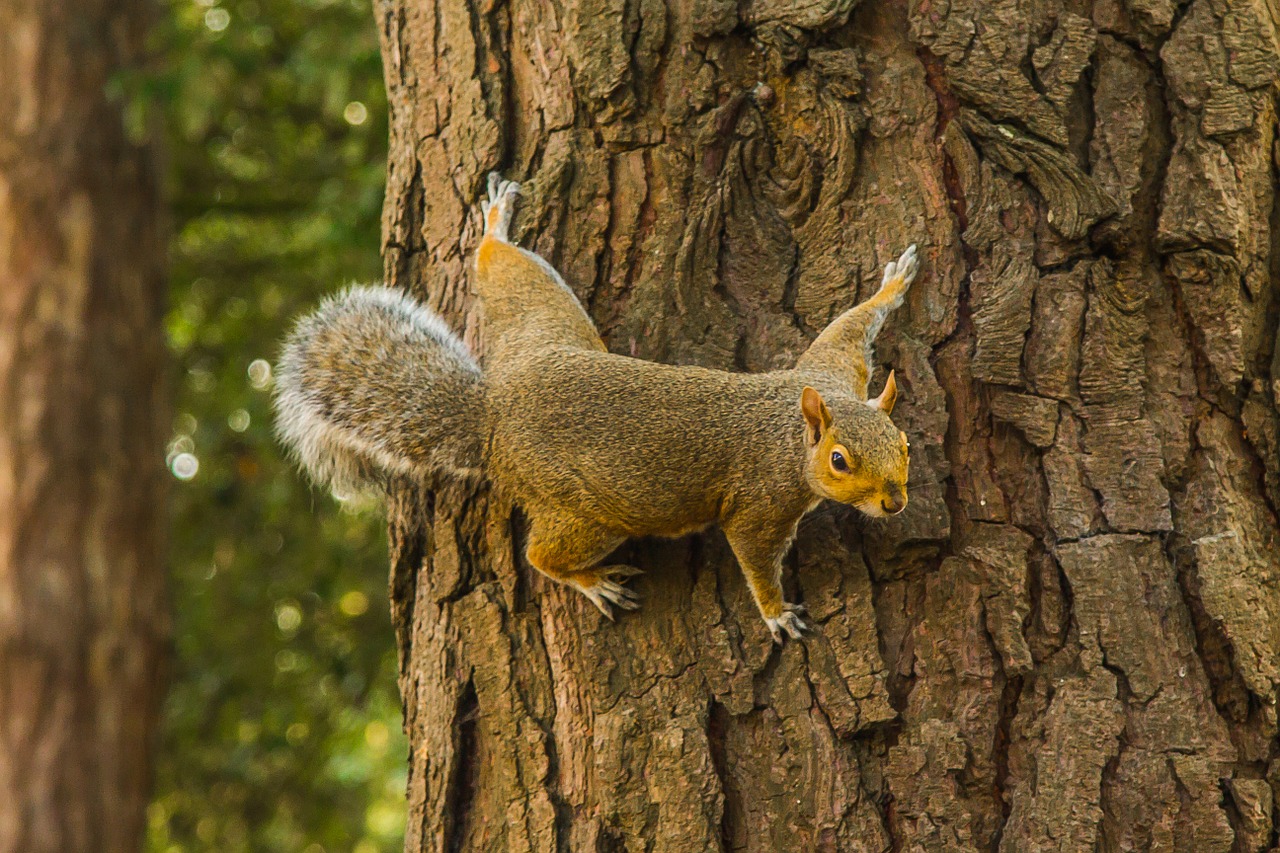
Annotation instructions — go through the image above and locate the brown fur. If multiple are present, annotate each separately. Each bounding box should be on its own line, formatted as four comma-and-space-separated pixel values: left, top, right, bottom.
275, 174, 917, 642
474, 178, 915, 639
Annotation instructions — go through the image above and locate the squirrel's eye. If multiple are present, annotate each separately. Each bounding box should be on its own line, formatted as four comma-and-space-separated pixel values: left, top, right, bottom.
831, 450, 849, 472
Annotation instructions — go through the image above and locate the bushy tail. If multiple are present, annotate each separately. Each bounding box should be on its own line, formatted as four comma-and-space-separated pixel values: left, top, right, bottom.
274, 285, 485, 500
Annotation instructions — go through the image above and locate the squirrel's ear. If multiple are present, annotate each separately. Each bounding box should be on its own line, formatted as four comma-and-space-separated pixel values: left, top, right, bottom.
801, 387, 832, 447
868, 370, 898, 415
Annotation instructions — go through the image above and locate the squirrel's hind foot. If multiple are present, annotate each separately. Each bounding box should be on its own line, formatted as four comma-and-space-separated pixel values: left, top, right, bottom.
877, 244, 919, 304
482, 172, 521, 242
766, 602, 810, 644
571, 564, 643, 620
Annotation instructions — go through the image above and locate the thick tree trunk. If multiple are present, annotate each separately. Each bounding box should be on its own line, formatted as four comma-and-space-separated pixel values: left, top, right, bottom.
376, 0, 1280, 848
0, 2, 169, 851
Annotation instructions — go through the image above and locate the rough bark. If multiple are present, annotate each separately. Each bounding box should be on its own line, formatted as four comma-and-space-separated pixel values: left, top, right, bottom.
0, 1, 169, 851
375, 0, 1280, 848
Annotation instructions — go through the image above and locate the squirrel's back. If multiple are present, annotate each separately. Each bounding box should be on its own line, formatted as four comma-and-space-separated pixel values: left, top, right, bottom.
274, 285, 485, 499
485, 347, 820, 535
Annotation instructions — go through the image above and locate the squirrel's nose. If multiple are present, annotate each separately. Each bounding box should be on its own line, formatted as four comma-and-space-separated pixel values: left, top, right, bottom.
881, 494, 906, 515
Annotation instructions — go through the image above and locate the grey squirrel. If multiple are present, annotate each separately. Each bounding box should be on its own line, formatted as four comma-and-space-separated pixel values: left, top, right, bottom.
275, 174, 917, 642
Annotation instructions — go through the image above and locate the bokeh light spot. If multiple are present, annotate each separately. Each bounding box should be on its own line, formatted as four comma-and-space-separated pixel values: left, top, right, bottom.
205, 7, 230, 31
171, 452, 200, 481
343, 101, 368, 126
228, 408, 251, 432
247, 358, 272, 389
339, 590, 369, 617
275, 649, 301, 672
364, 720, 388, 751
275, 601, 302, 634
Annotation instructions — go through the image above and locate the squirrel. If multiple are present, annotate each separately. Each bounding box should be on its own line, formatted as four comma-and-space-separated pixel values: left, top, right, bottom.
275, 173, 917, 643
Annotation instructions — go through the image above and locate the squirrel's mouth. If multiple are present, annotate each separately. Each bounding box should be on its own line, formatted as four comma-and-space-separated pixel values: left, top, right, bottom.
857, 502, 889, 519
857, 497, 907, 518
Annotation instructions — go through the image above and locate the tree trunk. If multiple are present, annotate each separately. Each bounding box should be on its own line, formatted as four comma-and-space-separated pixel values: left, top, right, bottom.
375, 0, 1280, 848
0, 2, 169, 851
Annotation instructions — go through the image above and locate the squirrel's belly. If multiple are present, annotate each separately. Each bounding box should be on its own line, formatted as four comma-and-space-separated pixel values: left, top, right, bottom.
609, 496, 721, 539
489, 440, 724, 538
539, 473, 721, 539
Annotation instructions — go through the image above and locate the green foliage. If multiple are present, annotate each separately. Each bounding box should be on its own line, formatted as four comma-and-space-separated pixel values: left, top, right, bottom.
146, 1, 404, 850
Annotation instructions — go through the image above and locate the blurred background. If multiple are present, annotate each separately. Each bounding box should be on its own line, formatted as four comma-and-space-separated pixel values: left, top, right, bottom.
144, 0, 404, 849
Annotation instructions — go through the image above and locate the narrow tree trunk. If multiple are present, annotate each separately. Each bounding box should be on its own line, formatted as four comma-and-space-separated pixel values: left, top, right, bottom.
376, 0, 1280, 848
0, 2, 169, 851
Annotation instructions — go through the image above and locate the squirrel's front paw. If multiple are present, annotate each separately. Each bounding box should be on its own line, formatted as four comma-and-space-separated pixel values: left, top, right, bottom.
765, 602, 809, 644
571, 564, 643, 621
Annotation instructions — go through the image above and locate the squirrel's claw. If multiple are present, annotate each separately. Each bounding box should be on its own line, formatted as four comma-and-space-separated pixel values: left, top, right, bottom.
896, 244, 919, 285
604, 565, 644, 578
583, 589, 616, 620
599, 580, 642, 610
766, 604, 810, 644
482, 174, 522, 242
881, 244, 919, 289
576, 565, 643, 620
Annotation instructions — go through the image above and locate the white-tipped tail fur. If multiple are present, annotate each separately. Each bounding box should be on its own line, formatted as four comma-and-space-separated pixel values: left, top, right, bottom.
274, 285, 485, 501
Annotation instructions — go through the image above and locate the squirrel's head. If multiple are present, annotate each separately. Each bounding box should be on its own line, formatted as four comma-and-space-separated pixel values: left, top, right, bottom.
800, 376, 909, 518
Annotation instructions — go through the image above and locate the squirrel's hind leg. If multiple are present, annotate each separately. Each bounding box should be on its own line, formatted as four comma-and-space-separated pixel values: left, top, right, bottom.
473, 174, 608, 353
795, 244, 918, 397
525, 513, 642, 620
